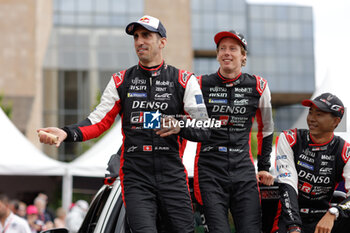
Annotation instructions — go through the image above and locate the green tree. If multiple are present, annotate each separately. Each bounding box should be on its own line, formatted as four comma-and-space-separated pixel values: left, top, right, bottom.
0, 92, 12, 118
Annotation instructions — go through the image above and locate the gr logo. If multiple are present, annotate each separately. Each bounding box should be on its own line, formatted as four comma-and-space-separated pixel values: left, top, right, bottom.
143, 110, 161, 129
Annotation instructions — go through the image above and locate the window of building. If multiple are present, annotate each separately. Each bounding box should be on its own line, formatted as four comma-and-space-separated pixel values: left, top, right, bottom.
192, 0, 247, 72
57, 70, 90, 161
54, 0, 143, 27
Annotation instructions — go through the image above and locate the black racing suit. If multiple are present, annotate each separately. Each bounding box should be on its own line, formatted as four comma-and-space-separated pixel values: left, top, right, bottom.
273, 129, 350, 233
63, 61, 210, 233
194, 71, 274, 233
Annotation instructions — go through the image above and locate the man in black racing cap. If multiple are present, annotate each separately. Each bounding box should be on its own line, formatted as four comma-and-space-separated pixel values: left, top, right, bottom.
273, 92, 350, 233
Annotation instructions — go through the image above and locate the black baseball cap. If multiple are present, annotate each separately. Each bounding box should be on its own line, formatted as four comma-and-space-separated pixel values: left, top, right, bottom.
214, 30, 247, 51
302, 93, 345, 118
125, 15, 167, 38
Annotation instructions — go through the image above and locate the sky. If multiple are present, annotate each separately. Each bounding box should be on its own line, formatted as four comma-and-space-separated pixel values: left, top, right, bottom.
247, 0, 350, 88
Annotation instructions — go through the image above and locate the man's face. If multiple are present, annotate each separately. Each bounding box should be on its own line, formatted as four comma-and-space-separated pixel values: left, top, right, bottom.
133, 27, 165, 66
216, 37, 246, 76
35, 200, 46, 214
307, 106, 340, 137
26, 213, 38, 223
0, 200, 7, 217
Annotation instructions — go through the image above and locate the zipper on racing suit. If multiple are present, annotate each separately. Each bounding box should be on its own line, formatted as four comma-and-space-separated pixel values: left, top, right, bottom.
148, 76, 160, 180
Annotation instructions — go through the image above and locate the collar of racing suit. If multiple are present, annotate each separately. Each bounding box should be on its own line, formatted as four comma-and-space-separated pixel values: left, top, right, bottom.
308, 132, 335, 150
217, 69, 242, 83
138, 60, 165, 78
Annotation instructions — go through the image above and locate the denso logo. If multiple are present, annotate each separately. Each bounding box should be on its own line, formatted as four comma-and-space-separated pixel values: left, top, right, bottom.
298, 170, 330, 184
132, 101, 168, 110
235, 87, 252, 93
212, 105, 246, 114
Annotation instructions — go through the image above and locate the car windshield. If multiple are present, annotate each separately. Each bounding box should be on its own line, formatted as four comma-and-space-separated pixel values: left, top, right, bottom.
78, 185, 113, 233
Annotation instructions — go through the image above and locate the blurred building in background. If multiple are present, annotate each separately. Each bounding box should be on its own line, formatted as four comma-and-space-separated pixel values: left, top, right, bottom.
0, 0, 52, 146
0, 0, 314, 161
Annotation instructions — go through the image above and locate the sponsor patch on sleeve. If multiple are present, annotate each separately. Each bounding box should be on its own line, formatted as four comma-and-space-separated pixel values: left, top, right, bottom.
195, 94, 203, 104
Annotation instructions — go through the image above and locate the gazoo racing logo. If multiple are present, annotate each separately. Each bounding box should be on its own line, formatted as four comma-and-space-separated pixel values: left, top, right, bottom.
330, 104, 344, 115
130, 112, 144, 124
300, 182, 313, 194
212, 115, 229, 126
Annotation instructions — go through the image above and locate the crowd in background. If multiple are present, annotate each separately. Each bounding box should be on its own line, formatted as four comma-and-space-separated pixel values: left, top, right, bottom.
3, 193, 88, 233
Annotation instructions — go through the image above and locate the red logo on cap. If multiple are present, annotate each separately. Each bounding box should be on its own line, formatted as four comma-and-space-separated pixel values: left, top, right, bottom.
139, 17, 150, 23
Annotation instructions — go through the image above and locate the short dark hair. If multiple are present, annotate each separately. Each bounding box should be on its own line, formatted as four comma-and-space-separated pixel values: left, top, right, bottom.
0, 193, 9, 204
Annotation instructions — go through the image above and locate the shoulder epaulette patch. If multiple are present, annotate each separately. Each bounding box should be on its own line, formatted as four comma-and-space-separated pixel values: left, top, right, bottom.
179, 70, 192, 88
283, 128, 297, 147
341, 142, 350, 163
112, 70, 126, 88
254, 75, 267, 95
